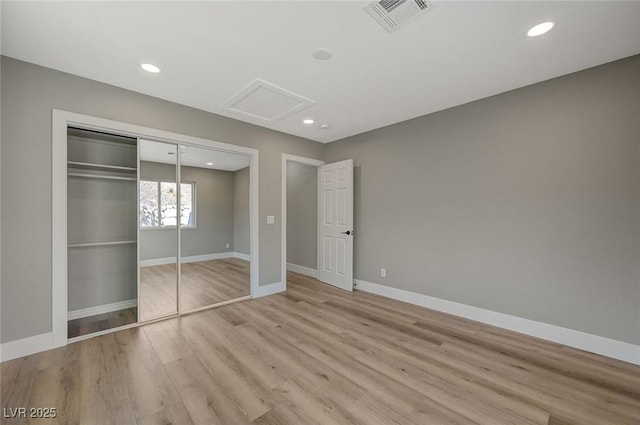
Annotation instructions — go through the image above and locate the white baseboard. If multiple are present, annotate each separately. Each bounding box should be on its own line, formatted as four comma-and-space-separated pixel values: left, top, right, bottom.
287, 263, 318, 278
68, 299, 138, 321
1, 332, 53, 362
234, 252, 251, 261
140, 256, 178, 267
141, 252, 236, 267
253, 281, 285, 298
354, 279, 640, 366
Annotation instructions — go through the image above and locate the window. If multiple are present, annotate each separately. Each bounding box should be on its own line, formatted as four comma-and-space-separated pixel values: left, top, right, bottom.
140, 180, 195, 228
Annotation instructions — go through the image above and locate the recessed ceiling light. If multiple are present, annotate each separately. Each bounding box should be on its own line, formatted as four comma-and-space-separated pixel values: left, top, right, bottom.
526, 21, 554, 37
206, 162, 213, 166
312, 48, 333, 60
303, 119, 315, 125
319, 123, 332, 130
140, 63, 161, 73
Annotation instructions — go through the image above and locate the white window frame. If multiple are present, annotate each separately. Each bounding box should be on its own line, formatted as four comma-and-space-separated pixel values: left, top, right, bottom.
139, 179, 196, 229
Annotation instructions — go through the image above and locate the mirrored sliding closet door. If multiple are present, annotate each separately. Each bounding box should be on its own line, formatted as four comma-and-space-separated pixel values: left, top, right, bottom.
138, 140, 179, 321
179, 146, 251, 312
137, 141, 252, 321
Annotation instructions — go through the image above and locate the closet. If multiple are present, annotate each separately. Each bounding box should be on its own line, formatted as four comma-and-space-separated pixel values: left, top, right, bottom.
66, 128, 138, 337
65, 126, 252, 340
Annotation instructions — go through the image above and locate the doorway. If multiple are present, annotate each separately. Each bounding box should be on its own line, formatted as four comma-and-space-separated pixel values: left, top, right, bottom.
281, 154, 355, 292
281, 154, 324, 290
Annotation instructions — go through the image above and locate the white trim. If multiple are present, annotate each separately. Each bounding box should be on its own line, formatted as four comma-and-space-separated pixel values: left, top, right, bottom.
234, 252, 251, 261
287, 263, 318, 278
281, 154, 325, 292
68, 299, 138, 321
53, 109, 260, 349
355, 279, 640, 366
1, 333, 53, 362
253, 281, 286, 298
52, 111, 68, 348
249, 149, 260, 299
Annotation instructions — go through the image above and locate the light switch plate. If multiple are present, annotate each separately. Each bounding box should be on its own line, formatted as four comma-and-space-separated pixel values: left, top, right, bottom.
267, 215, 275, 224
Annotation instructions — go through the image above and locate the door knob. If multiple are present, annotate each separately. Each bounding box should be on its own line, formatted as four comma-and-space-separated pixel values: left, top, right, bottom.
341, 230, 353, 235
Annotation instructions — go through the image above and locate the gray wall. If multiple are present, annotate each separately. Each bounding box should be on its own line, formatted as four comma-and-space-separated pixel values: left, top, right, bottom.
234, 167, 250, 256
0, 56, 323, 343
325, 55, 640, 345
286, 162, 317, 269
140, 161, 236, 260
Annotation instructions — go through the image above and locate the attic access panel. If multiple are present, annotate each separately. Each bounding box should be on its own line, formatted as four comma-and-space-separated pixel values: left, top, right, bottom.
220, 78, 315, 123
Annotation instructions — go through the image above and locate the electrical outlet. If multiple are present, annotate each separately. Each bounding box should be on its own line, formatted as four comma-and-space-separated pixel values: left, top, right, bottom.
225, 242, 230, 249
380, 268, 386, 278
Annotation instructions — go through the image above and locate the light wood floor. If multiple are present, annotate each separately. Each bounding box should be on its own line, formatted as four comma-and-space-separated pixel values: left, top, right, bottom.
139, 258, 250, 321
2, 272, 639, 425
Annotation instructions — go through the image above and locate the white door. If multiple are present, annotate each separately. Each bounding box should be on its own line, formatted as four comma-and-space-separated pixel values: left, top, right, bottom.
318, 159, 354, 291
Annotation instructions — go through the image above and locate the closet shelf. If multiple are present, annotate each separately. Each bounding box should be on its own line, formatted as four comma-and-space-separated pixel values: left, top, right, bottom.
68, 161, 137, 172
68, 240, 137, 248
68, 172, 137, 181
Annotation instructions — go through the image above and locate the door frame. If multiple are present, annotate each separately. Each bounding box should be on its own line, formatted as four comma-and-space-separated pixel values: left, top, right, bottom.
52, 109, 260, 348
281, 154, 325, 291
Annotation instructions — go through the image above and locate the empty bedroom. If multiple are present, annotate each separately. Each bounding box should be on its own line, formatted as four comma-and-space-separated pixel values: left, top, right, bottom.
1, 1, 639, 425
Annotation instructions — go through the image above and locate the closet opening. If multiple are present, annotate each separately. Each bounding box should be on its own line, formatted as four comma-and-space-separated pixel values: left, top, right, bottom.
66, 127, 139, 338
53, 110, 259, 346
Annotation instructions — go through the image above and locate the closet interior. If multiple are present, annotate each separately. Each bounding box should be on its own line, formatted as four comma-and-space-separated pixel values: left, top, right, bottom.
66, 128, 251, 339
67, 128, 138, 337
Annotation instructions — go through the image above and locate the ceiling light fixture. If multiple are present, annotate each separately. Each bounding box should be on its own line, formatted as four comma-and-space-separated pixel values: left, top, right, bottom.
140, 63, 161, 73
303, 119, 315, 125
526, 21, 554, 37
312, 48, 333, 60
319, 123, 332, 130
206, 162, 213, 166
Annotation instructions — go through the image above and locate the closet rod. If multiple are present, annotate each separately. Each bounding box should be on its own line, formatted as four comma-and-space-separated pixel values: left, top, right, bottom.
68, 172, 137, 181
68, 161, 137, 172
68, 240, 137, 248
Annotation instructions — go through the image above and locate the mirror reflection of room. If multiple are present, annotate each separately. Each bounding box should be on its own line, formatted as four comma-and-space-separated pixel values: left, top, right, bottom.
138, 142, 250, 320
138, 140, 179, 322
180, 146, 250, 311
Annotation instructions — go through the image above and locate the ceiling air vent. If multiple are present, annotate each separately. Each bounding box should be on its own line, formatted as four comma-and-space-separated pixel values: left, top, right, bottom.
364, 0, 432, 33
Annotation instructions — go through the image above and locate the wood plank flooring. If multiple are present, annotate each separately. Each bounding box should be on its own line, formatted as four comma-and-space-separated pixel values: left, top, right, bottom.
139, 258, 250, 321
2, 271, 639, 425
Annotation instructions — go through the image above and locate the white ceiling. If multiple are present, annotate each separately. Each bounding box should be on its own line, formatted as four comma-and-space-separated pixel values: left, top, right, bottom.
140, 140, 250, 171
2, 1, 640, 144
